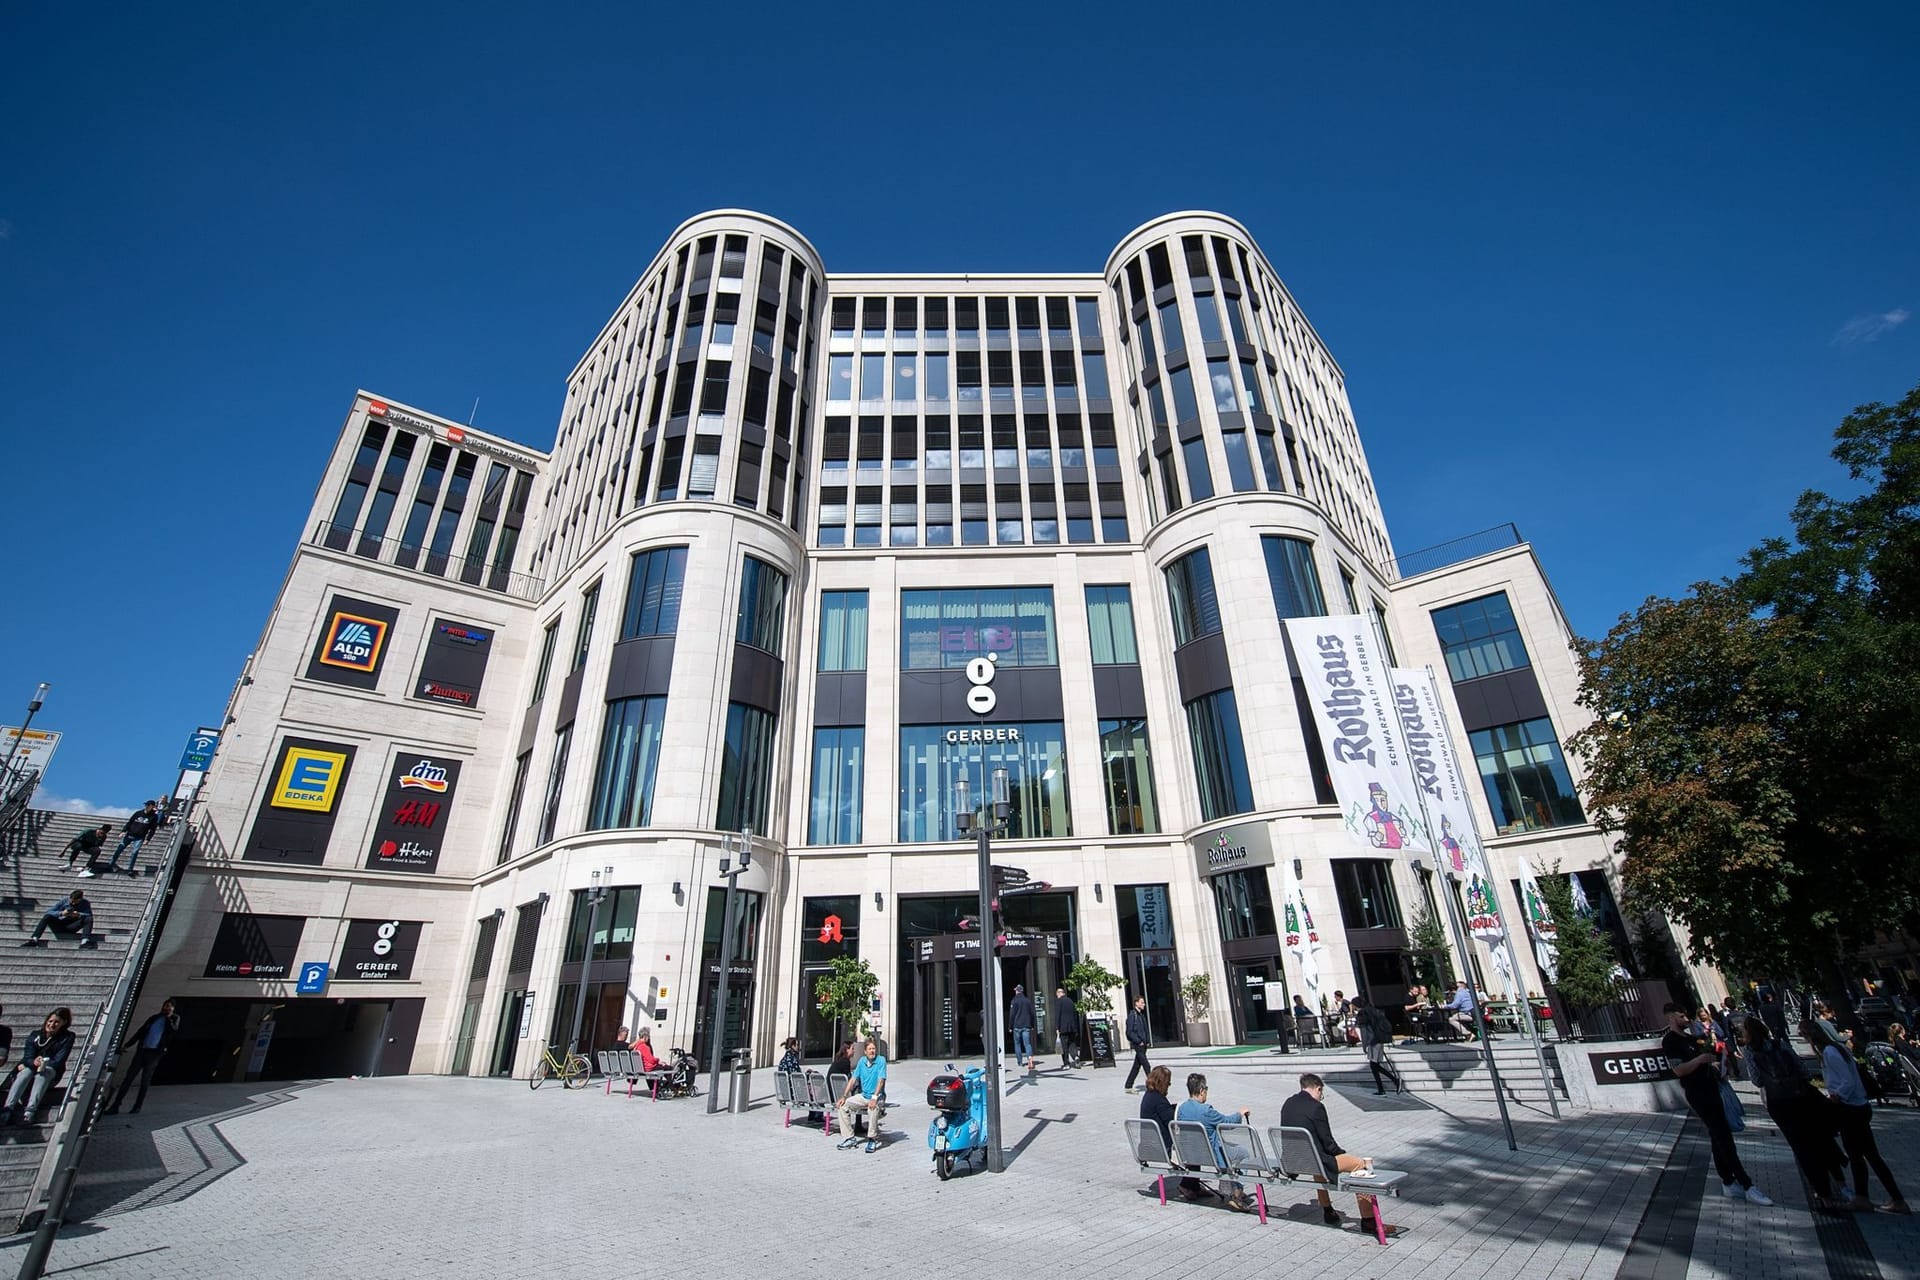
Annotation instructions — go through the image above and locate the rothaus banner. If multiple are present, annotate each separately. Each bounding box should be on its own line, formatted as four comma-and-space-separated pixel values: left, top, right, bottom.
1282, 616, 1430, 857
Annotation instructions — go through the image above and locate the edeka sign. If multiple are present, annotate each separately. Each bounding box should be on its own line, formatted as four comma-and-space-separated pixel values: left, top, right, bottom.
1588, 1048, 1678, 1085
244, 738, 357, 866
305, 595, 401, 691
1190, 818, 1275, 879
364, 752, 463, 874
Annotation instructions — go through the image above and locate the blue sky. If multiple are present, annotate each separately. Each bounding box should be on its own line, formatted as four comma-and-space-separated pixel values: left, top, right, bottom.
2, 4, 1915, 812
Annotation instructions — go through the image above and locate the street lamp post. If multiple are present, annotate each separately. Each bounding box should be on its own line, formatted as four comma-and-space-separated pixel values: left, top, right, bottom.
706, 827, 752, 1115
955, 766, 1010, 1174
0, 682, 51, 797
567, 866, 614, 1067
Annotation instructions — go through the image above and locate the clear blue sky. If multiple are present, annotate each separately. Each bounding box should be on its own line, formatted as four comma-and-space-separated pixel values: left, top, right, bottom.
2, 5, 1915, 812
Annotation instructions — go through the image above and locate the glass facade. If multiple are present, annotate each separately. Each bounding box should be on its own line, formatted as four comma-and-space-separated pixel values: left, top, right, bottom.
620, 547, 687, 639
717, 702, 778, 834
898, 722, 1070, 842
1471, 718, 1586, 834
901, 588, 1057, 668
1186, 688, 1254, 820
1211, 868, 1277, 942
588, 696, 667, 829
1085, 585, 1139, 664
817, 590, 869, 671
808, 726, 865, 845
1099, 718, 1159, 835
1331, 859, 1402, 931
1261, 535, 1327, 620
736, 556, 789, 656
1433, 592, 1526, 682
1165, 547, 1221, 646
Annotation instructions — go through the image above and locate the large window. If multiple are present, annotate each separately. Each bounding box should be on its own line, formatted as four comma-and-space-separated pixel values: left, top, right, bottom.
1210, 868, 1277, 942
736, 557, 788, 656
1261, 535, 1327, 620
1471, 718, 1586, 834
620, 547, 687, 639
536, 725, 572, 846
496, 750, 530, 866
1085, 585, 1139, 664
588, 697, 667, 829
898, 722, 1071, 842
1100, 718, 1160, 835
817, 591, 869, 672
808, 727, 865, 845
717, 703, 777, 834
901, 588, 1057, 669
1165, 547, 1221, 646
563, 885, 643, 962
571, 584, 600, 673
1186, 688, 1254, 820
528, 620, 560, 705
1332, 859, 1403, 931
1432, 592, 1529, 682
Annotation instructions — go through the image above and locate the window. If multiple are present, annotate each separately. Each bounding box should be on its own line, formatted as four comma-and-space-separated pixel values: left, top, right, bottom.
1100, 718, 1160, 834
1471, 718, 1586, 834
620, 547, 687, 639
817, 591, 869, 671
808, 727, 864, 844
588, 696, 667, 829
1261, 535, 1327, 620
529, 620, 560, 705
901, 587, 1057, 669
1181, 437, 1213, 501
571, 584, 600, 672
1169, 366, 1199, 423
1432, 592, 1530, 682
1371, 598, 1399, 665
1211, 868, 1277, 942
1081, 353, 1109, 399
828, 354, 853, 400
536, 725, 572, 845
1085, 585, 1139, 664
1165, 547, 1221, 646
1332, 859, 1403, 931
717, 703, 777, 834
1222, 431, 1256, 492
898, 722, 1071, 841
1207, 359, 1239, 414
736, 557, 788, 656
1186, 688, 1253, 820
1157, 300, 1186, 355
563, 885, 643, 962
861, 353, 886, 401
496, 751, 531, 865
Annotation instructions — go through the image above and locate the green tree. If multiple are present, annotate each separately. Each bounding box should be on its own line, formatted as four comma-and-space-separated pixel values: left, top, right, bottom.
812, 955, 880, 1045
1405, 901, 1453, 991
1535, 864, 1622, 1011
1066, 956, 1124, 1012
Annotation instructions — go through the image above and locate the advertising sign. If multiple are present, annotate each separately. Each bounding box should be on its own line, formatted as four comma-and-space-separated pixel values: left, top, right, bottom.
0, 726, 61, 778
1188, 817, 1274, 879
339, 918, 423, 981
305, 595, 401, 690
413, 618, 495, 709
1588, 1047, 1676, 1085
178, 728, 220, 773
243, 737, 357, 865
364, 752, 463, 874
204, 912, 306, 979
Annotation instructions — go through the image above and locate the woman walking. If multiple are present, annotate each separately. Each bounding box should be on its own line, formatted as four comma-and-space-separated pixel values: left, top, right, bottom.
1807, 1020, 1909, 1214
1743, 1020, 1848, 1210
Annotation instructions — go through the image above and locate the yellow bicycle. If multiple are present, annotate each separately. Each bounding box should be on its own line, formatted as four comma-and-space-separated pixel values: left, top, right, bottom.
530, 1040, 592, 1090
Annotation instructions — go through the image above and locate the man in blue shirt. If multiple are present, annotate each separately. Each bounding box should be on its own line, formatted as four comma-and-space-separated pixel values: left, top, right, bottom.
836, 1038, 888, 1153
1444, 981, 1479, 1039
1175, 1072, 1256, 1213
107, 998, 180, 1116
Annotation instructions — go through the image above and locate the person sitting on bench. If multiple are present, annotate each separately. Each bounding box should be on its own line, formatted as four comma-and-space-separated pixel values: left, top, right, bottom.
1280, 1072, 1378, 1228
22, 890, 95, 948
633, 1026, 663, 1073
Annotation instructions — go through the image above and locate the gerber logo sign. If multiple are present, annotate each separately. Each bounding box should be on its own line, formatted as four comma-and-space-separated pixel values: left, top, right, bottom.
1190, 819, 1275, 878
964, 653, 999, 715
1588, 1048, 1677, 1085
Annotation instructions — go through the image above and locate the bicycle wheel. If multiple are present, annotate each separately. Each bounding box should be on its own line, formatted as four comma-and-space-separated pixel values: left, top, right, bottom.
563, 1054, 591, 1089
529, 1059, 549, 1090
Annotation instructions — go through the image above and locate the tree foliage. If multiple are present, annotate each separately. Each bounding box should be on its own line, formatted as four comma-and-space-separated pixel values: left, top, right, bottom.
1066, 956, 1125, 1012
1406, 901, 1453, 990
1570, 380, 1920, 982
1536, 864, 1623, 1010
813, 955, 880, 1040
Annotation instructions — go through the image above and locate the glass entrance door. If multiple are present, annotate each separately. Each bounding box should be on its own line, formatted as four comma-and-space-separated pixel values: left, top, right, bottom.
492, 989, 528, 1076
1228, 960, 1287, 1044
1126, 950, 1185, 1046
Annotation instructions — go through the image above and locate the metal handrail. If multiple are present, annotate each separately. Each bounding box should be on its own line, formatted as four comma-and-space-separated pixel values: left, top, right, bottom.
13, 816, 193, 1270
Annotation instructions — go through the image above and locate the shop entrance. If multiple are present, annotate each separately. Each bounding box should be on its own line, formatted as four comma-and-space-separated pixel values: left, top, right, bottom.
1226, 959, 1290, 1044
907, 932, 1065, 1060
156, 997, 425, 1084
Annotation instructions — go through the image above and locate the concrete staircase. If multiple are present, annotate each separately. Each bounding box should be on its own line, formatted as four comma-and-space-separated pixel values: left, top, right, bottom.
1152, 1036, 1570, 1108
0, 808, 167, 1225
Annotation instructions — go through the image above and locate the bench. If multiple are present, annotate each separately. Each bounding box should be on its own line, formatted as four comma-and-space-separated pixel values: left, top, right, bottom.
1259, 1123, 1408, 1244
599, 1049, 673, 1099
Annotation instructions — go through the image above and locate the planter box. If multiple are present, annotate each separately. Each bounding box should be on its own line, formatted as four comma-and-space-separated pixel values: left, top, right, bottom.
1185, 1021, 1211, 1048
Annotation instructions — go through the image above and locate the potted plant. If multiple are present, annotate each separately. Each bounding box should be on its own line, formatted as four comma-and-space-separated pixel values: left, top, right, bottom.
1066, 956, 1125, 1065
1182, 973, 1213, 1048
813, 954, 880, 1050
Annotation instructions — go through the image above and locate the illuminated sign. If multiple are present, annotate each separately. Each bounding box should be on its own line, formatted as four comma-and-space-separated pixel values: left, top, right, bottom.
306, 596, 401, 690
272, 748, 349, 812
320, 612, 389, 672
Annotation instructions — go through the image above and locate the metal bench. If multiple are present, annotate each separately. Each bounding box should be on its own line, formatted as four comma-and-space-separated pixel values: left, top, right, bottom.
601, 1048, 672, 1099
1268, 1123, 1409, 1245
1124, 1118, 1195, 1205
802, 1069, 835, 1133
773, 1070, 801, 1126
1169, 1119, 1244, 1205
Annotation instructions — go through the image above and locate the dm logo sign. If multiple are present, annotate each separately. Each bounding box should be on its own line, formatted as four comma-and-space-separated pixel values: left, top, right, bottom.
321, 612, 389, 672
272, 748, 349, 812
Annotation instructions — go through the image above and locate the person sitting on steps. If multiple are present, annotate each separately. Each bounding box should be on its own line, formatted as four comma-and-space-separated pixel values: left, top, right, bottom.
64, 822, 113, 873
23, 889, 95, 948
1, 1008, 75, 1127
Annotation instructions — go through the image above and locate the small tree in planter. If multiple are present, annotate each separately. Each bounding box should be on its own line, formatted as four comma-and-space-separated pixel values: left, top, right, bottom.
1182, 973, 1214, 1048
1066, 956, 1124, 1011
1406, 901, 1454, 993
1537, 865, 1626, 1038
813, 955, 880, 1050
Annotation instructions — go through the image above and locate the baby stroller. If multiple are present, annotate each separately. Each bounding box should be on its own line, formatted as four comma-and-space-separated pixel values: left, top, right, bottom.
656, 1048, 700, 1099
1863, 1042, 1920, 1108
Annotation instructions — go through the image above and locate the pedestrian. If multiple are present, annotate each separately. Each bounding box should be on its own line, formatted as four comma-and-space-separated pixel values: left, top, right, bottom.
1280, 1072, 1381, 1229
1, 1008, 75, 1126
1139, 1065, 1212, 1201
1175, 1073, 1257, 1213
1052, 986, 1081, 1070
1742, 1018, 1849, 1211
21, 889, 96, 948
835, 1037, 887, 1153
828, 1037, 855, 1078
613, 1026, 632, 1050
1661, 1001, 1773, 1205
102, 800, 163, 877
1356, 998, 1401, 1095
776, 1036, 801, 1074
1759, 991, 1788, 1042
64, 823, 113, 873
1008, 984, 1034, 1068
1123, 995, 1151, 1093
106, 998, 180, 1116
1807, 1020, 1909, 1213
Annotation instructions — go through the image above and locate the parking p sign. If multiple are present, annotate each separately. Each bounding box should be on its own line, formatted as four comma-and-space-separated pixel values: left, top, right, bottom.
296, 962, 330, 994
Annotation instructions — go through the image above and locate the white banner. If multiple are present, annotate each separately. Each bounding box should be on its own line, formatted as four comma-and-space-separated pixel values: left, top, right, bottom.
1391, 668, 1507, 950
1518, 856, 1559, 982
1280, 855, 1322, 1004
1283, 616, 1429, 856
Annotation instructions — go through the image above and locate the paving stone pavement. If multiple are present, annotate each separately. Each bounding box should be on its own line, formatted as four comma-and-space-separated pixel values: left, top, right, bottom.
0, 1064, 1914, 1279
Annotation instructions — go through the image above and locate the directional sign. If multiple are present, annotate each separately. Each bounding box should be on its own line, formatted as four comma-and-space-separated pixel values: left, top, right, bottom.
1000, 880, 1054, 897
296, 962, 331, 994
179, 728, 220, 773
992, 864, 1030, 885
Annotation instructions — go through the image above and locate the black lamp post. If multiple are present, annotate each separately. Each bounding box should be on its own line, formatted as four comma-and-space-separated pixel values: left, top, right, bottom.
567, 866, 614, 1067
1, 682, 51, 797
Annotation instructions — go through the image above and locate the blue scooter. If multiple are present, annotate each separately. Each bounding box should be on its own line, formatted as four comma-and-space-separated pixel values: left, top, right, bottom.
926, 1065, 987, 1180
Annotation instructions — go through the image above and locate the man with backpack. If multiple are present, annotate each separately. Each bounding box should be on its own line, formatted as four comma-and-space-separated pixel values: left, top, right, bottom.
1357, 998, 1402, 1094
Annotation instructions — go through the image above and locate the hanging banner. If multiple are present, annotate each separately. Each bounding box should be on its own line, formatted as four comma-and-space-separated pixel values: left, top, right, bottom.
1280, 856, 1322, 1004
1391, 668, 1505, 945
1518, 856, 1559, 982
1283, 616, 1429, 855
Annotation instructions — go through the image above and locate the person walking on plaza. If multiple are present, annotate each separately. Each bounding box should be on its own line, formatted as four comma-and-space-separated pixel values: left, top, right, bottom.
63, 822, 113, 873
1052, 987, 1082, 1069
1, 1009, 75, 1126
1280, 1072, 1381, 1229
1357, 998, 1401, 1095
836, 1037, 887, 1153
1008, 984, 1034, 1068
100, 800, 163, 877
106, 998, 180, 1116
1662, 1002, 1773, 1205
1808, 1020, 1909, 1213
1123, 995, 1152, 1093
22, 889, 95, 948
1742, 1018, 1849, 1211
1176, 1072, 1257, 1213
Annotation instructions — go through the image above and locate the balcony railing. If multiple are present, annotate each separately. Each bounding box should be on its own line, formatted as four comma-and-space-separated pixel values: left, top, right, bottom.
1389, 522, 1523, 581
309, 521, 545, 601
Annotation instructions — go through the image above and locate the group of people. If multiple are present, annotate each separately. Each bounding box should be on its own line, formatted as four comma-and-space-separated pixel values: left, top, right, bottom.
1399, 982, 1491, 1042
61, 799, 168, 878
1007, 983, 1084, 1071
610, 1024, 664, 1073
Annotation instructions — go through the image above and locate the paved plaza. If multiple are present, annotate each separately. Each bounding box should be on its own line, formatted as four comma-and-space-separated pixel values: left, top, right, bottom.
2, 1054, 1915, 1279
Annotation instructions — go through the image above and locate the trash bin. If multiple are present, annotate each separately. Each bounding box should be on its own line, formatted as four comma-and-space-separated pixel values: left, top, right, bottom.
728, 1049, 752, 1113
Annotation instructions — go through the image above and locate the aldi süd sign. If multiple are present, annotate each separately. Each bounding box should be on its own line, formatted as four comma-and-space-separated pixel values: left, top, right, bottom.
305, 595, 401, 690
364, 753, 463, 874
